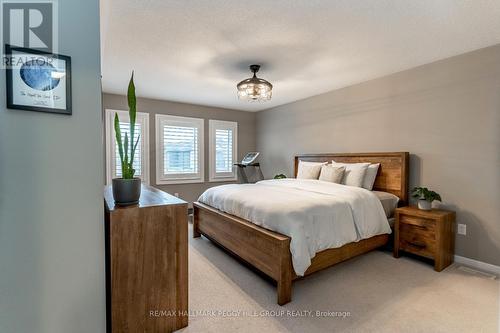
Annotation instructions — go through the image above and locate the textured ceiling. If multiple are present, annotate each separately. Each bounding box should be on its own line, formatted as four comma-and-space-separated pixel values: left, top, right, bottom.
100, 0, 500, 112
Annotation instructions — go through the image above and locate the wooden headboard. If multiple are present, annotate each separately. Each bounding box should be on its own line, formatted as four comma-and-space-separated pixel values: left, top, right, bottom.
294, 152, 409, 206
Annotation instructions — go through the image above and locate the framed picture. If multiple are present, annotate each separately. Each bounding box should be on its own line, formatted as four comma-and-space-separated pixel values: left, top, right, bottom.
5, 44, 72, 115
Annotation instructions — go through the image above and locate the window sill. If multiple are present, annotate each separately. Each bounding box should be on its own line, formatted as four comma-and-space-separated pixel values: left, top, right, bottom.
156, 178, 205, 185
208, 176, 238, 183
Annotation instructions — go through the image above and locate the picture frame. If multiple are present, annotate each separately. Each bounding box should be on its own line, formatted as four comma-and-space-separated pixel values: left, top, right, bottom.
5, 44, 72, 115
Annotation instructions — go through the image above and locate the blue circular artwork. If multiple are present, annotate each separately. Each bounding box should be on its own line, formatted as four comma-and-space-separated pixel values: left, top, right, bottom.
20, 60, 61, 91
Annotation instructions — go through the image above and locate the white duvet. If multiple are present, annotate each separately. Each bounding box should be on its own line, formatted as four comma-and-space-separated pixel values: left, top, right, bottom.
198, 179, 391, 276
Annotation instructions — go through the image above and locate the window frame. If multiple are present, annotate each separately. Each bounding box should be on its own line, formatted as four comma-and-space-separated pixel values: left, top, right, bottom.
105, 109, 150, 185
155, 114, 205, 185
209, 119, 238, 182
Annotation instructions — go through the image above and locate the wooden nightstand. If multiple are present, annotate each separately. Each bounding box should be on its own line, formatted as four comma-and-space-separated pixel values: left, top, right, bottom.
393, 206, 455, 271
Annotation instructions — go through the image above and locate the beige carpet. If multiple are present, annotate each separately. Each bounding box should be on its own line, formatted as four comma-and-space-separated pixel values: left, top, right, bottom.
178, 225, 499, 333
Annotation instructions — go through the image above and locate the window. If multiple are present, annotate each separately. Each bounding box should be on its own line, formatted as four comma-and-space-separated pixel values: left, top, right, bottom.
105, 109, 150, 184
209, 120, 237, 182
156, 114, 204, 184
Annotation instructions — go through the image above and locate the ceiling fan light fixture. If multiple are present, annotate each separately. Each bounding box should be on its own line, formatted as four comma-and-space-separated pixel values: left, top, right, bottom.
237, 64, 272, 102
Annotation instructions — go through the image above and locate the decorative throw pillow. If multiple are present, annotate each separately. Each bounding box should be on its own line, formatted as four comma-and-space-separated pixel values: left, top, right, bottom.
296, 160, 327, 179
331, 161, 370, 188
362, 163, 380, 190
319, 165, 345, 183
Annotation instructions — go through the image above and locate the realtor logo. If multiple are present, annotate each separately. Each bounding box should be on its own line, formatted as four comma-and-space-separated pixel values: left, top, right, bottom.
1, 0, 58, 67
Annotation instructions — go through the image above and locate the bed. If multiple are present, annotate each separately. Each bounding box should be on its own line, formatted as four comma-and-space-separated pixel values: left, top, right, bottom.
193, 152, 409, 305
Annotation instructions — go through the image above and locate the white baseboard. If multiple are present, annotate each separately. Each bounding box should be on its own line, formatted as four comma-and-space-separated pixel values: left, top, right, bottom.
454, 255, 500, 276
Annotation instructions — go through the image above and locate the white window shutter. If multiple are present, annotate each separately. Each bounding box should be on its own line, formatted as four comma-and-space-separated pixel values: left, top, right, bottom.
163, 125, 199, 175
215, 128, 233, 173
209, 120, 237, 182
155, 115, 204, 184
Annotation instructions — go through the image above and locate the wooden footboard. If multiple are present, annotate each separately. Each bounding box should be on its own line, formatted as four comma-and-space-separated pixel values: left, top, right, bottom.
193, 202, 388, 305
193, 202, 293, 305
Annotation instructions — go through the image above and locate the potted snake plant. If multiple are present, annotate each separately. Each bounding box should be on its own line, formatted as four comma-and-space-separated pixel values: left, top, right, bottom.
411, 186, 442, 210
112, 72, 141, 205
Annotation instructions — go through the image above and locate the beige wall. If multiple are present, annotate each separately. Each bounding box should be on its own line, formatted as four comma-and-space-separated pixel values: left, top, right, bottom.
103, 94, 256, 203
256, 44, 500, 266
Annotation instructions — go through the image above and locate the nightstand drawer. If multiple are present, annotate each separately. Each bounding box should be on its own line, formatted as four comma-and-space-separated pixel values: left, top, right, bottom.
394, 206, 455, 271
399, 223, 436, 259
400, 214, 435, 231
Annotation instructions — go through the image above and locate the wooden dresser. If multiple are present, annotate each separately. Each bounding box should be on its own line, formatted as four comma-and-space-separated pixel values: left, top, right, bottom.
104, 185, 188, 333
393, 206, 455, 271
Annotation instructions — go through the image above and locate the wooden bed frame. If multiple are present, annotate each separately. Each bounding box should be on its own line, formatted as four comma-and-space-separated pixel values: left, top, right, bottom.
193, 152, 409, 305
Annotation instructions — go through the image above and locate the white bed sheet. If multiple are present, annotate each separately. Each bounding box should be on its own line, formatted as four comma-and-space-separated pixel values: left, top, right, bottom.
198, 179, 391, 276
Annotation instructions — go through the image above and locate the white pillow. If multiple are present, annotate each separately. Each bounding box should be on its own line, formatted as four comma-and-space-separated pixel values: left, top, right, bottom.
331, 161, 370, 188
362, 163, 380, 190
297, 160, 326, 179
373, 191, 400, 217
319, 165, 345, 183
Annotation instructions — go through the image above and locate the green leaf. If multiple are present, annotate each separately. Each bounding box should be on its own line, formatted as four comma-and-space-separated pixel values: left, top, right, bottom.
412, 186, 441, 202
127, 72, 137, 166
114, 114, 124, 174
131, 134, 140, 167
123, 132, 130, 178
128, 72, 136, 122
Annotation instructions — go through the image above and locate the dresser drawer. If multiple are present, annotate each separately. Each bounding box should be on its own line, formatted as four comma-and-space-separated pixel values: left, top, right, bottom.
399, 222, 436, 259
399, 214, 435, 231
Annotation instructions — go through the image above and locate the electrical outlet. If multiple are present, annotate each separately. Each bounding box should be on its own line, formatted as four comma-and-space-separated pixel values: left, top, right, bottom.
174, 193, 179, 197
457, 224, 467, 235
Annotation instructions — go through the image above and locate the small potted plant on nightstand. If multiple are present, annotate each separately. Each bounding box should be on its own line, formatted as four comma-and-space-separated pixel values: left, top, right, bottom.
112, 72, 142, 205
411, 187, 442, 210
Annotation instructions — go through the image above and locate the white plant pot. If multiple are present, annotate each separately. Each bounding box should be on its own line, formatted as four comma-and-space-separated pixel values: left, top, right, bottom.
417, 199, 432, 210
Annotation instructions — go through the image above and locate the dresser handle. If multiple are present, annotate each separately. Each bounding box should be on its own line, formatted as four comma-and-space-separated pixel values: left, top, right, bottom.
407, 241, 426, 249
413, 224, 427, 230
